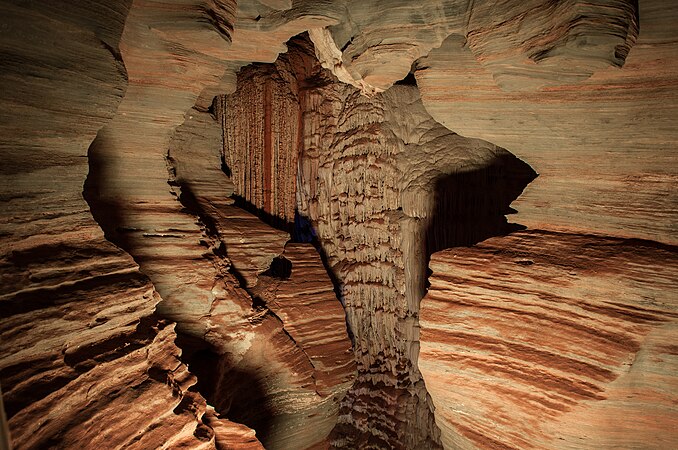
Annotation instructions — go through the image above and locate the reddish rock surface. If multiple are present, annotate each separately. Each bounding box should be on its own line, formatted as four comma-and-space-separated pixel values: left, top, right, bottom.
420, 230, 678, 449
0, 1, 264, 446
1, 1, 352, 449
415, 0, 677, 245
2, 0, 677, 449
166, 109, 355, 449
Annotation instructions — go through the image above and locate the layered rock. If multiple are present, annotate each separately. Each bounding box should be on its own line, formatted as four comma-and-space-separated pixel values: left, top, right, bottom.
165, 106, 355, 449
420, 230, 678, 449
3, 1, 676, 449
0, 1, 260, 448
308, 0, 637, 93
252, 243, 356, 398
2, 0, 356, 448
298, 83, 535, 449
415, 0, 676, 244
76, 0, 355, 448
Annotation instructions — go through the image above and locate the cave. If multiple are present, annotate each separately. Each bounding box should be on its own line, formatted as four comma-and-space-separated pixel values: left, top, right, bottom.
1, 1, 677, 450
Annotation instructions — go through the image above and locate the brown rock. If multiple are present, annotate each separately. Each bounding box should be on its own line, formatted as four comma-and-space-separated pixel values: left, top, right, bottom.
420, 230, 678, 449
415, 1, 677, 244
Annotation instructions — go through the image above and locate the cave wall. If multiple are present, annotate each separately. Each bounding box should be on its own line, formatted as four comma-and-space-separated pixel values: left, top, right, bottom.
2, 0, 677, 449
1, 1, 354, 449
420, 231, 678, 449
415, 0, 677, 244
221, 36, 537, 448
0, 0, 262, 448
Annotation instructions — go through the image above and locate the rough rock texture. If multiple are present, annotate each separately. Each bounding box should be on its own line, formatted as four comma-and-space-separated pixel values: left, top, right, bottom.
298, 83, 535, 450
313, 0, 637, 93
77, 0, 355, 448
415, 0, 676, 244
222, 37, 536, 448
3, 0, 677, 449
420, 230, 678, 449
0, 1, 261, 448
165, 106, 355, 449
1, 0, 354, 448
222, 65, 301, 225
252, 243, 356, 397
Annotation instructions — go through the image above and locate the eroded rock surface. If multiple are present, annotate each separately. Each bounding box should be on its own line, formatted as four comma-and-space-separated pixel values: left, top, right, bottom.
420, 230, 678, 449
0, 1, 261, 448
222, 37, 536, 448
298, 84, 535, 450
415, 0, 677, 244
3, 0, 677, 449
166, 106, 355, 449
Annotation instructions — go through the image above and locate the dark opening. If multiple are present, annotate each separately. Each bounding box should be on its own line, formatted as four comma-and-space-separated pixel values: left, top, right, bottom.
424, 152, 538, 277
262, 256, 293, 279
175, 333, 277, 446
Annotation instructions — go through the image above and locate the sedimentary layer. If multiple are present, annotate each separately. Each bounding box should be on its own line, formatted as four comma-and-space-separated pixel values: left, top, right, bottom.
420, 230, 678, 449
0, 1, 261, 447
414, 0, 677, 244
222, 38, 536, 447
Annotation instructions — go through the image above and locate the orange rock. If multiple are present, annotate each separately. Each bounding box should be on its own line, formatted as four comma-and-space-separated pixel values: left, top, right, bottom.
420, 230, 678, 449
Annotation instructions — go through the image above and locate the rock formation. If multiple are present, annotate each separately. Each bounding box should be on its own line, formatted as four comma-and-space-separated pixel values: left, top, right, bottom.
415, 0, 676, 244
221, 36, 536, 448
1, 0, 677, 449
0, 1, 263, 448
420, 231, 678, 449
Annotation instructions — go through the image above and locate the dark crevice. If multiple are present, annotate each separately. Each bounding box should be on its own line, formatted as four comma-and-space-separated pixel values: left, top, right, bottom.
340, 36, 354, 52
85, 133, 279, 442
175, 333, 277, 446
394, 70, 417, 86
262, 255, 292, 279
424, 153, 538, 264
164, 153, 286, 445
218, 147, 349, 330
230, 194, 295, 236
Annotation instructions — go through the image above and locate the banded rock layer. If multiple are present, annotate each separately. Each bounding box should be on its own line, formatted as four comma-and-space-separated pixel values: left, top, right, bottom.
2, 0, 354, 448
3, 0, 677, 449
0, 1, 262, 447
415, 0, 677, 244
420, 230, 678, 449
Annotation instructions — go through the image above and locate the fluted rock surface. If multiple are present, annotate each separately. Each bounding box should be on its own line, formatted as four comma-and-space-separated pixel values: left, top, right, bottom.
3, 1, 676, 449
166, 107, 355, 449
222, 37, 536, 448
420, 230, 678, 449
298, 82, 535, 449
222, 65, 301, 225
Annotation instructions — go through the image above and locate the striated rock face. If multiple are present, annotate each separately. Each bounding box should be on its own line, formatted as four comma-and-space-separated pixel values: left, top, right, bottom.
78, 1, 355, 449
165, 108, 355, 449
415, 1, 677, 245
313, 0, 637, 93
222, 64, 301, 225
222, 36, 536, 448
3, 0, 677, 449
298, 84, 535, 450
252, 242, 356, 397
0, 0, 262, 447
420, 230, 678, 449
2, 0, 352, 448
